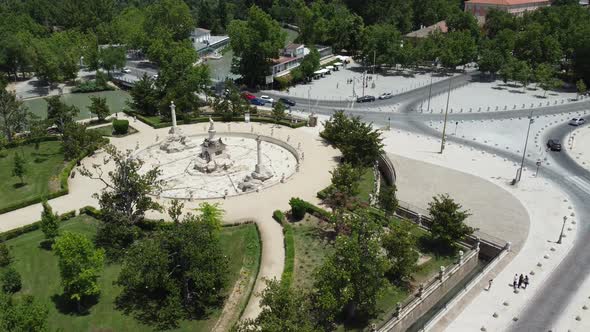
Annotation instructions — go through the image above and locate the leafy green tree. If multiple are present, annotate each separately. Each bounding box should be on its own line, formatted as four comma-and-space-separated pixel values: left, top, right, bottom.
167, 199, 184, 223
88, 96, 110, 121
378, 184, 398, 217
0, 294, 49, 332
235, 279, 319, 332
438, 31, 477, 70
0, 243, 11, 267
272, 101, 286, 124
40, 201, 60, 243
99, 46, 126, 76
298, 47, 320, 81
61, 122, 102, 161
128, 74, 160, 116
360, 23, 402, 67
12, 152, 26, 185
144, 0, 194, 42
577, 79, 587, 98
228, 5, 286, 87
45, 96, 79, 133
427, 194, 473, 253
0, 89, 29, 143
197, 202, 224, 231
512, 60, 532, 91
116, 215, 228, 329
382, 221, 419, 283
535, 64, 560, 97
52, 232, 105, 312
312, 210, 389, 326
1, 267, 22, 294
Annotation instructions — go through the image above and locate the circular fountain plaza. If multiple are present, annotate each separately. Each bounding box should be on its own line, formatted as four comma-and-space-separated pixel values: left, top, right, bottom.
134, 118, 299, 200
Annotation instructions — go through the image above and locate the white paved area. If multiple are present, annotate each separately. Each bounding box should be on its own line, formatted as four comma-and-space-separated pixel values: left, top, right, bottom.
567, 123, 590, 170
6, 69, 96, 100
426, 80, 580, 113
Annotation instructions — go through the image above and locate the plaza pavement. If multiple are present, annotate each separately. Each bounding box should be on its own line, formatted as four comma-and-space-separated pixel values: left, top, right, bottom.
0, 113, 340, 322
567, 123, 590, 170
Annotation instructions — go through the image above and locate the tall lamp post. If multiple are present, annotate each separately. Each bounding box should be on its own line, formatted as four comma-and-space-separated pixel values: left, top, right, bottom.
557, 216, 567, 244
515, 110, 534, 183
307, 86, 312, 114
439, 77, 453, 154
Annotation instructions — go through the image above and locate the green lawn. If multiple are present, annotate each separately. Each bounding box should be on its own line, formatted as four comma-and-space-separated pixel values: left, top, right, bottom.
23, 90, 131, 121
356, 167, 375, 203
88, 123, 138, 137
1, 215, 260, 332
0, 141, 65, 211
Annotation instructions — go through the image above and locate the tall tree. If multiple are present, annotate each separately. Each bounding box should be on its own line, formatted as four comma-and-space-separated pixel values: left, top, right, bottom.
427, 194, 473, 253
40, 201, 60, 244
228, 5, 286, 87
382, 221, 419, 283
52, 232, 105, 312
378, 184, 398, 216
45, 96, 79, 134
272, 101, 286, 124
0, 89, 29, 143
0, 294, 49, 332
12, 152, 26, 185
128, 74, 160, 116
88, 96, 110, 121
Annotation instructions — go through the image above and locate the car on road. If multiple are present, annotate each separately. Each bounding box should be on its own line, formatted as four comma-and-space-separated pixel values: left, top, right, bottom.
278, 97, 296, 106
547, 139, 562, 151
356, 95, 376, 103
250, 98, 266, 106
378, 92, 393, 100
242, 92, 256, 100
121, 67, 131, 73
152, 74, 159, 79
260, 95, 274, 104
569, 118, 586, 126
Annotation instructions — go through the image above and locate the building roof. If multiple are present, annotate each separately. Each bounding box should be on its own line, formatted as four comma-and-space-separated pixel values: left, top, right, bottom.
284, 43, 303, 50
271, 56, 298, 65
405, 21, 448, 38
192, 28, 211, 37
465, 0, 549, 5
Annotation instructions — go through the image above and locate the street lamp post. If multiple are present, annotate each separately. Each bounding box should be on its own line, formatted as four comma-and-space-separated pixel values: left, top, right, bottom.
439, 77, 453, 154
454, 121, 459, 136
557, 216, 567, 244
307, 86, 311, 114
388, 117, 391, 130
535, 160, 541, 177
515, 111, 535, 182
425, 76, 433, 113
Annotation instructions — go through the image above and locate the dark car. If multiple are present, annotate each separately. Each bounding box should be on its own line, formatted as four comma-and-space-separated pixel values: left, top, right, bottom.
250, 98, 266, 106
278, 97, 296, 106
356, 95, 376, 103
547, 139, 562, 151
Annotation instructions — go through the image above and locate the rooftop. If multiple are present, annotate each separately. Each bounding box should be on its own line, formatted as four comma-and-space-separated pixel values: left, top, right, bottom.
284, 43, 303, 50
192, 28, 211, 37
405, 21, 448, 38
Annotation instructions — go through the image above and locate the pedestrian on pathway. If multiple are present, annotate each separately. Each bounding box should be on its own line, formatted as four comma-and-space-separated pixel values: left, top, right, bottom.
487, 279, 493, 291
337, 83, 339, 89
513, 274, 518, 289
524, 275, 529, 289
518, 274, 524, 288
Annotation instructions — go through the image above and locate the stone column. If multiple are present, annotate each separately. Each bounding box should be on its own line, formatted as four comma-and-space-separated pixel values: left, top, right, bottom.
255, 136, 262, 173
170, 101, 177, 134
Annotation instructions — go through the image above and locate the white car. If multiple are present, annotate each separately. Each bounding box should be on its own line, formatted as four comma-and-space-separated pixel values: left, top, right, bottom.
121, 68, 131, 73
260, 95, 274, 104
152, 74, 159, 79
569, 118, 586, 126
378, 92, 393, 100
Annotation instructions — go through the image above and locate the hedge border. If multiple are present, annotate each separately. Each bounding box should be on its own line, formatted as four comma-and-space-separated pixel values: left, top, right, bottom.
236, 222, 263, 321
0, 209, 77, 242
124, 110, 308, 129
0, 137, 108, 215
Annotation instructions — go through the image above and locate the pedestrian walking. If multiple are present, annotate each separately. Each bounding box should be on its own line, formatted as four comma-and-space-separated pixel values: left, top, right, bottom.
524, 275, 529, 289
337, 83, 339, 89
487, 279, 493, 291
518, 274, 524, 288
513, 274, 518, 289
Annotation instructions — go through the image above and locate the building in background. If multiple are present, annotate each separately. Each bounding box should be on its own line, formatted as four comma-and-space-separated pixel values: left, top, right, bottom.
464, 0, 550, 21
190, 28, 230, 58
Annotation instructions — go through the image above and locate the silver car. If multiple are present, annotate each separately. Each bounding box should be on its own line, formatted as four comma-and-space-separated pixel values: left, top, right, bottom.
378, 92, 393, 100
569, 118, 586, 126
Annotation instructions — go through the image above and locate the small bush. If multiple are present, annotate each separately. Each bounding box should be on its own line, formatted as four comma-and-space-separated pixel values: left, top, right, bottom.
273, 210, 285, 224
79, 206, 102, 219
289, 197, 307, 221
0, 243, 11, 267
113, 119, 129, 135
1, 267, 22, 294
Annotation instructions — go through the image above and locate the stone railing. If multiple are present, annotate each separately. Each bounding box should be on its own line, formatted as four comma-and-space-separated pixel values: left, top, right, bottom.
378, 154, 397, 186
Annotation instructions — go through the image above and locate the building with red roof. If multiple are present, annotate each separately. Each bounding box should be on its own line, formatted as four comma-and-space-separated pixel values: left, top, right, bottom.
464, 0, 550, 19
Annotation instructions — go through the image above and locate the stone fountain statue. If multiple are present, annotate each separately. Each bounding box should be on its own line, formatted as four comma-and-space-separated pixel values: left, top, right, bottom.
159, 101, 197, 153
237, 135, 273, 192
193, 117, 234, 173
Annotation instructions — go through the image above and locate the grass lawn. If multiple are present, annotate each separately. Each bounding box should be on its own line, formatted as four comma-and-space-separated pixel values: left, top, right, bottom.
0, 141, 65, 211
23, 90, 131, 121
88, 123, 138, 137
1, 215, 260, 332
356, 167, 375, 203
291, 214, 456, 331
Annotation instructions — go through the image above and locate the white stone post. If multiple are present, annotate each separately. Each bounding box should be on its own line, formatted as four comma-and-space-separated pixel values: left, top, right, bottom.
255, 136, 262, 173
170, 101, 177, 134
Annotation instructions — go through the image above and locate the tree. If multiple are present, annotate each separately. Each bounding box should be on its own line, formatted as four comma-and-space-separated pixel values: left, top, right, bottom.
61, 122, 103, 161
378, 184, 398, 216
1, 267, 22, 294
167, 199, 184, 223
535, 63, 559, 97
437, 31, 477, 70
45, 96, 79, 133
360, 23, 402, 67
235, 279, 319, 332
52, 232, 105, 312
312, 210, 389, 326
272, 101, 286, 124
12, 152, 26, 185
88, 96, 110, 121
40, 201, 60, 244
427, 194, 473, 253
512, 60, 532, 91
116, 215, 229, 329
0, 89, 29, 143
576, 79, 587, 99
99, 46, 126, 76
228, 5, 286, 87
0, 243, 11, 267
382, 221, 419, 283
325, 163, 362, 212
0, 294, 48, 332
128, 74, 159, 116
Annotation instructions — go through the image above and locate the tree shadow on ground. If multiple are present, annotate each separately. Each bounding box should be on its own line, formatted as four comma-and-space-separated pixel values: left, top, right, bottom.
51, 293, 99, 316
38, 240, 53, 251
417, 236, 455, 257
12, 183, 27, 189
508, 89, 526, 94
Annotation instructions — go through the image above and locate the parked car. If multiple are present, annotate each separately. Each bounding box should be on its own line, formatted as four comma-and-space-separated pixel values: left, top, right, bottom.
569, 118, 586, 126
547, 139, 562, 151
278, 97, 296, 106
260, 95, 274, 104
121, 67, 131, 73
250, 98, 266, 106
356, 95, 376, 103
242, 92, 256, 100
378, 92, 393, 100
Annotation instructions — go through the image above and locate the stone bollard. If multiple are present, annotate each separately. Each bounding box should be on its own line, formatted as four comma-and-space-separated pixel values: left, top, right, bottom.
522, 104, 525, 108
281, 173, 285, 183
450, 108, 453, 113
296, 163, 300, 172
135, 141, 140, 150
487, 106, 490, 111
495, 106, 498, 111
505, 241, 512, 252
417, 213, 422, 225
301, 152, 305, 160
224, 189, 228, 199
513, 104, 516, 109
251, 125, 254, 133
271, 128, 274, 136
287, 135, 290, 142
469, 108, 472, 112
478, 107, 481, 112
458, 250, 464, 264
395, 302, 402, 317
155, 135, 159, 142
439, 266, 445, 281
418, 283, 425, 298
460, 108, 463, 113
504, 105, 507, 110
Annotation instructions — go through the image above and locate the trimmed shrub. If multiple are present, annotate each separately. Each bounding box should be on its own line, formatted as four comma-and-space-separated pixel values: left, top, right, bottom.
273, 210, 285, 224
1, 267, 22, 293
112, 119, 129, 135
282, 223, 294, 288
0, 243, 11, 267
289, 197, 307, 221
79, 206, 102, 219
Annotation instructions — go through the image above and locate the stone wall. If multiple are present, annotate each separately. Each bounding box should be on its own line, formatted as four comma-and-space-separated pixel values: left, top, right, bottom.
378, 154, 397, 185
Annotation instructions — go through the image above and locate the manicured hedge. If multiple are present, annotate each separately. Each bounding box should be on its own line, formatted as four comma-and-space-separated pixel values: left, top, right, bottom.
78, 206, 102, 219
272, 210, 285, 224
289, 198, 307, 221
4, 136, 59, 149
0, 210, 77, 242
113, 119, 129, 135
282, 222, 294, 288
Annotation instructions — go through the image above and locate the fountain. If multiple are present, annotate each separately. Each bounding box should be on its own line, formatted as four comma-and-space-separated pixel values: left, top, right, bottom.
193, 117, 234, 173
159, 101, 198, 153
